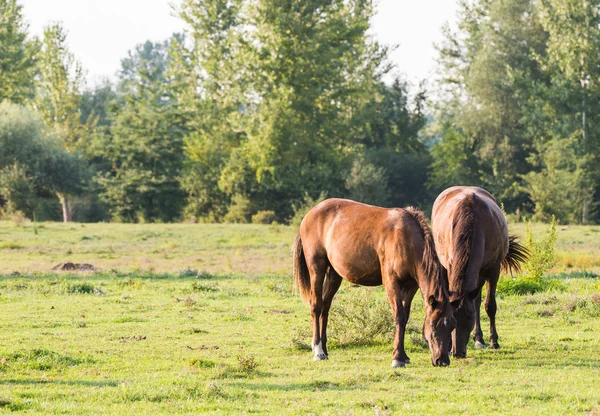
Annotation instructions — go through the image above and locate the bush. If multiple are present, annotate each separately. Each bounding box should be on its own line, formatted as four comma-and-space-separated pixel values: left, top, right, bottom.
0, 163, 37, 218
328, 288, 394, 346
345, 157, 388, 207
498, 218, 560, 295
223, 194, 253, 223
497, 277, 566, 295
251, 210, 276, 224
522, 217, 557, 281
290, 192, 327, 228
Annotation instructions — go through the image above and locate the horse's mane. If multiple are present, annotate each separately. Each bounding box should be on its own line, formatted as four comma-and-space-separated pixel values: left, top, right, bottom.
404, 207, 448, 299
451, 194, 477, 288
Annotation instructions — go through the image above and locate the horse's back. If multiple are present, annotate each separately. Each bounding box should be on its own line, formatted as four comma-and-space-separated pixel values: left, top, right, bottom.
432, 187, 508, 268
300, 199, 419, 285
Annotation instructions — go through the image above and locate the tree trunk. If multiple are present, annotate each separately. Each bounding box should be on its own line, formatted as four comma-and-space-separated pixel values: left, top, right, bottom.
58, 193, 71, 222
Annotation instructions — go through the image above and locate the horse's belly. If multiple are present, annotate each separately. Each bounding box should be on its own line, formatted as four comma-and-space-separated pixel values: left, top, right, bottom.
328, 252, 383, 286
343, 271, 382, 286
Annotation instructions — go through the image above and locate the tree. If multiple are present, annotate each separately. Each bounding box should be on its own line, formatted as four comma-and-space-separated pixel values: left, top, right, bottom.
534, 0, 600, 222
34, 23, 87, 221
433, 0, 548, 210
523, 137, 592, 223
175, 0, 392, 220
0, 101, 88, 220
97, 37, 186, 222
0, 0, 38, 104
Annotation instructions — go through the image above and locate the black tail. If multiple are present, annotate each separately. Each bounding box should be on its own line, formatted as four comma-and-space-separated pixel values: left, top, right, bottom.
293, 233, 311, 303
502, 235, 530, 275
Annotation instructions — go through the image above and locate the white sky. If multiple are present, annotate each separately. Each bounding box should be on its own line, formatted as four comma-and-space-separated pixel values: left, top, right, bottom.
19, 0, 458, 88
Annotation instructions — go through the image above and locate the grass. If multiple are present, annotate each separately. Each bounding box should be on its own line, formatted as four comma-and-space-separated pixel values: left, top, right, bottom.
0, 220, 598, 414
0, 221, 294, 275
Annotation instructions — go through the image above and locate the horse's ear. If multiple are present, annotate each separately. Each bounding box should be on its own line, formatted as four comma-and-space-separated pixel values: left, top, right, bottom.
428, 295, 439, 310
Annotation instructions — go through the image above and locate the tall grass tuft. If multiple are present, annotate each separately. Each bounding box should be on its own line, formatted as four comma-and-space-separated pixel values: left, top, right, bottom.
499, 217, 562, 295
328, 288, 393, 346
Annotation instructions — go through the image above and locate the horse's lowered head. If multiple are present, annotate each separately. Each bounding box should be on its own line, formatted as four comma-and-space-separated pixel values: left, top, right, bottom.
423, 294, 455, 366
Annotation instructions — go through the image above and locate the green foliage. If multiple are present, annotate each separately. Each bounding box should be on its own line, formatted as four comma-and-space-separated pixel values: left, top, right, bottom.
345, 157, 389, 207
35, 23, 86, 152
523, 217, 557, 281
428, 123, 480, 192
251, 210, 276, 225
97, 37, 186, 223
0, 102, 88, 220
433, 0, 600, 221
223, 194, 253, 224
173, 0, 428, 221
0, 0, 39, 104
498, 218, 559, 295
523, 138, 593, 223
497, 276, 566, 295
328, 288, 394, 346
0, 163, 36, 217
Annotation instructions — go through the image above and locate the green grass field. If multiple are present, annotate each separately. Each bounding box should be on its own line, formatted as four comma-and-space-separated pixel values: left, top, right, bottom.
0, 220, 599, 414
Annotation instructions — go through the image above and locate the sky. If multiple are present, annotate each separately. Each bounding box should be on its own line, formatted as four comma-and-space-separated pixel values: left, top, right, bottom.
19, 0, 459, 88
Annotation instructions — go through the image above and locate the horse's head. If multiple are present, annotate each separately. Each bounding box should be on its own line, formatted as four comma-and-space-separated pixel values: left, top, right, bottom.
423, 295, 455, 366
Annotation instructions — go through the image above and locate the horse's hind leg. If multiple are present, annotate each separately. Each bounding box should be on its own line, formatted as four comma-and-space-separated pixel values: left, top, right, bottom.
320, 267, 343, 357
484, 265, 501, 349
472, 288, 486, 349
306, 254, 329, 360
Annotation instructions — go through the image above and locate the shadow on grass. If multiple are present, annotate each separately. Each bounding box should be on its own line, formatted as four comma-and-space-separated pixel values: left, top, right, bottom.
0, 379, 118, 387
0, 271, 289, 282
228, 380, 366, 392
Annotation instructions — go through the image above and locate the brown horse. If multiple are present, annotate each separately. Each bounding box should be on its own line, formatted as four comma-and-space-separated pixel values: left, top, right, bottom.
293, 198, 455, 367
431, 186, 529, 357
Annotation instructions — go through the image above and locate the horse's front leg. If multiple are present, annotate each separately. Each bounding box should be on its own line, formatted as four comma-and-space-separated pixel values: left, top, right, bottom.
399, 285, 418, 364
384, 279, 408, 367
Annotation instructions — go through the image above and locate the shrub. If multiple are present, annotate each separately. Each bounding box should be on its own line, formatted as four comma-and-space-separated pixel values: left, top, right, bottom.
251, 210, 276, 224
499, 218, 560, 296
0, 164, 37, 219
223, 194, 253, 224
522, 217, 557, 281
497, 277, 566, 295
345, 157, 389, 207
237, 353, 257, 372
328, 288, 394, 346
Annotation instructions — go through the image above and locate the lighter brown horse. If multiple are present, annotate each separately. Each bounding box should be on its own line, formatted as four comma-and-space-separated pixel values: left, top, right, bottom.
432, 186, 529, 357
293, 198, 455, 367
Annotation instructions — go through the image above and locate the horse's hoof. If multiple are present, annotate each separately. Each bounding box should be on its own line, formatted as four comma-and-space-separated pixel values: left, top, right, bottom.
391, 360, 405, 368
313, 353, 328, 361
490, 343, 500, 350
404, 358, 410, 365
474, 341, 487, 349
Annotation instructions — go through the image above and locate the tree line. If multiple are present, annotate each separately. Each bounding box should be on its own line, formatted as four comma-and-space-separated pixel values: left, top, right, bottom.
0, 0, 598, 224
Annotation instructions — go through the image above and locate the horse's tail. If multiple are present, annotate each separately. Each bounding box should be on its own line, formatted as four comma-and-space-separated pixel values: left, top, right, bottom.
293, 233, 311, 304
502, 235, 530, 275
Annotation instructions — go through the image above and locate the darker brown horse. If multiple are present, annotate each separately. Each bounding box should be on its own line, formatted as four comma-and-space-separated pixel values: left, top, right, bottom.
432, 186, 529, 357
293, 198, 455, 367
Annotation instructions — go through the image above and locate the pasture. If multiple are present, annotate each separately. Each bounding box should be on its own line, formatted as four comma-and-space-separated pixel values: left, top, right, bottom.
0, 220, 599, 414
